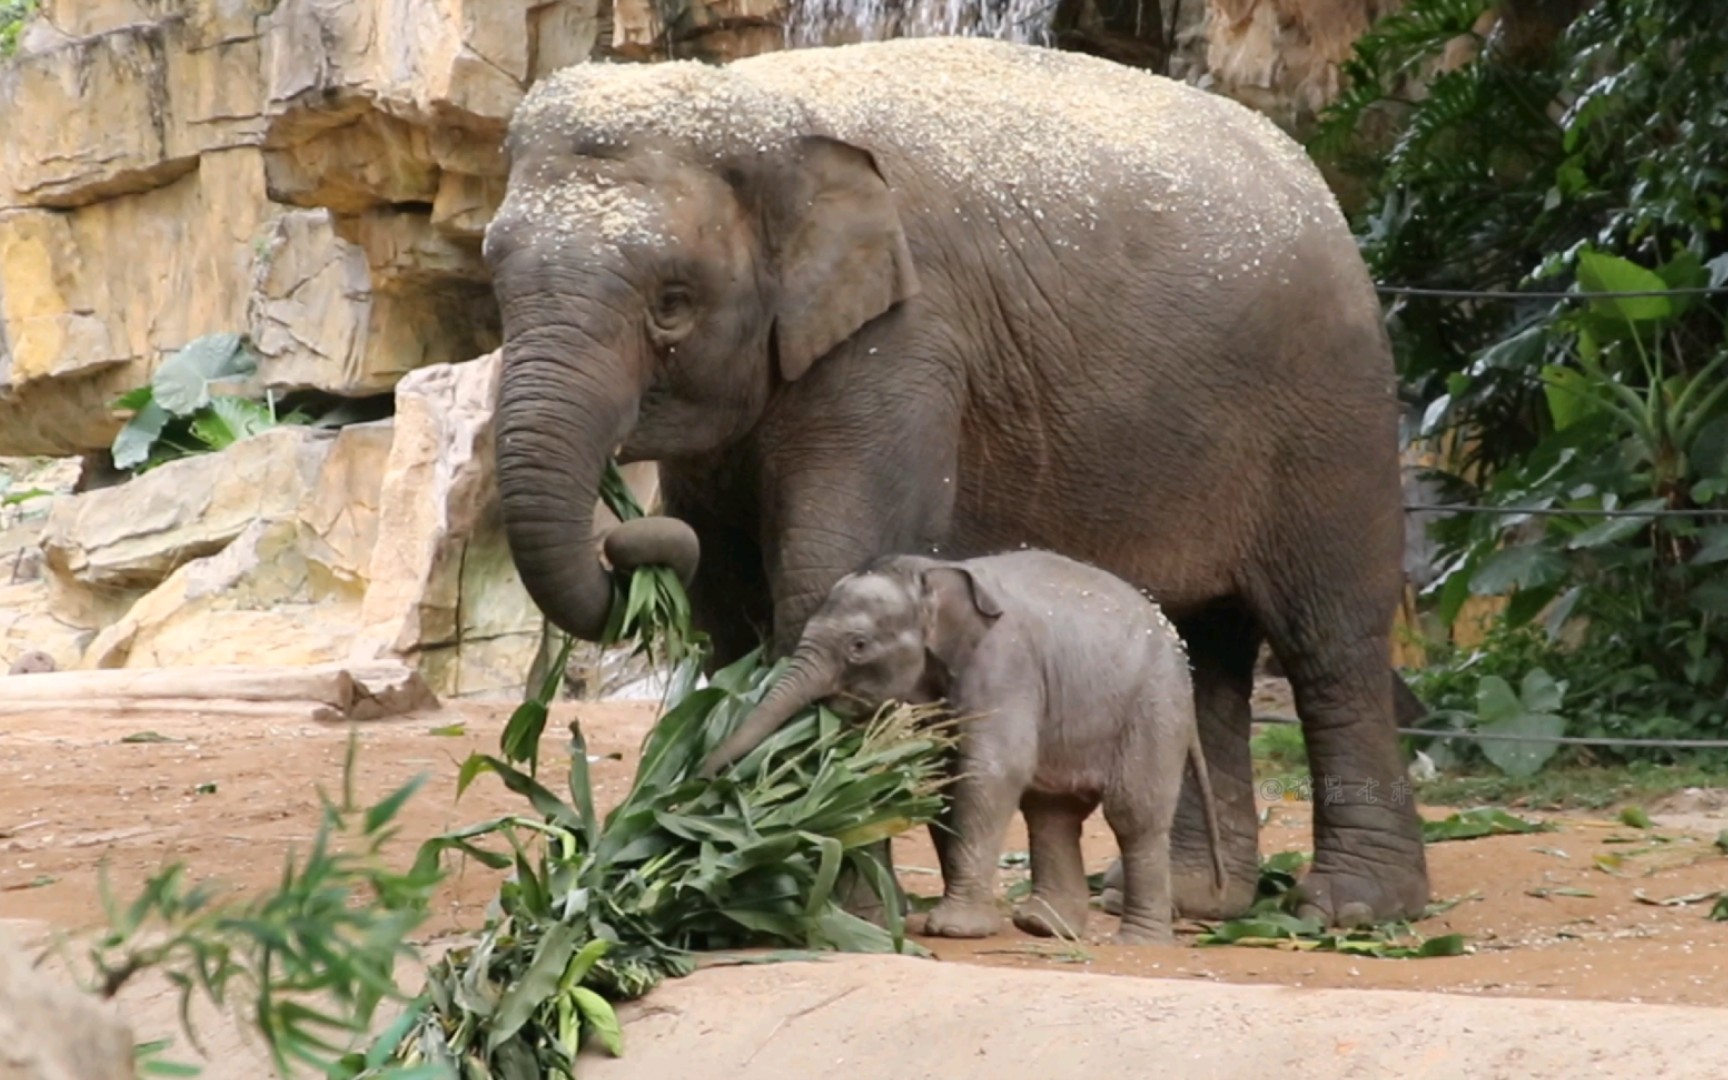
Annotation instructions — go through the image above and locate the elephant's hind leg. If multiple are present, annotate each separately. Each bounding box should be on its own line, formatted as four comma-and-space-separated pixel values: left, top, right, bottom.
1111, 606, 1262, 920
1011, 792, 1093, 940
1250, 553, 1430, 927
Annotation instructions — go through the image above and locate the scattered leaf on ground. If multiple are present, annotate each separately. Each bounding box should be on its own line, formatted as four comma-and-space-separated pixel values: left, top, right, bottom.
1423, 890, 1482, 916
1631, 889, 1720, 907
1422, 807, 1552, 843
428, 724, 467, 737
1618, 806, 1654, 829
1711, 896, 1728, 921
1715, 830, 1728, 855
120, 731, 177, 744
1593, 852, 1627, 875
1527, 886, 1595, 899
1530, 846, 1570, 859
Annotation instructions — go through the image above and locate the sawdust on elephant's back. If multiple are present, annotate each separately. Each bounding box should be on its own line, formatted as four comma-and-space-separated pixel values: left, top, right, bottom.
504, 37, 1345, 281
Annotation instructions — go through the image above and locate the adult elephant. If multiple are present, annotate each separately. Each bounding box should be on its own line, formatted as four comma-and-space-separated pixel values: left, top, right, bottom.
483, 36, 1429, 926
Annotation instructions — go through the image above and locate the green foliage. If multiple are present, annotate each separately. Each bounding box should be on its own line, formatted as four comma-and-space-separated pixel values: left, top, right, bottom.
1194, 852, 1469, 958
110, 333, 312, 472
372, 454, 957, 1076
1318, 0, 1728, 764
367, 655, 956, 1076
0, 0, 36, 58
66, 733, 442, 1078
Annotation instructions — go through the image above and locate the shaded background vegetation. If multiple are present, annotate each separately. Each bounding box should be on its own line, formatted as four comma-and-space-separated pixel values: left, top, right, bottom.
1311, 0, 1728, 773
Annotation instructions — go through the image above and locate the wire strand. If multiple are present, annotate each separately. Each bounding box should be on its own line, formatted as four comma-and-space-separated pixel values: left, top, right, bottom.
1377, 284, 1728, 300
1255, 714, 1728, 749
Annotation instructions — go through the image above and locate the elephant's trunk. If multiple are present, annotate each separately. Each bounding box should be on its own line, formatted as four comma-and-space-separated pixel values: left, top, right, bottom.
699, 647, 842, 777
495, 322, 639, 643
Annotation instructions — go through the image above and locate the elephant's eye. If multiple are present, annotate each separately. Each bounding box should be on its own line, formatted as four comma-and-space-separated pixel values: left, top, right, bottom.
650, 284, 696, 333
846, 636, 871, 662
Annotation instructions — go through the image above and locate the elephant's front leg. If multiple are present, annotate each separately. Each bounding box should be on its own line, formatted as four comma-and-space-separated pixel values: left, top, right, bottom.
920, 767, 1023, 939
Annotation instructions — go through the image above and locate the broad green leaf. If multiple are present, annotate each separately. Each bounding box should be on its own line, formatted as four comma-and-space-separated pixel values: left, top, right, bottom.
1468, 545, 1568, 595
1575, 250, 1673, 322
112, 398, 172, 470
1473, 676, 1522, 726
1478, 704, 1565, 778
113, 385, 156, 412
1518, 668, 1565, 715
1541, 365, 1601, 431
151, 333, 256, 415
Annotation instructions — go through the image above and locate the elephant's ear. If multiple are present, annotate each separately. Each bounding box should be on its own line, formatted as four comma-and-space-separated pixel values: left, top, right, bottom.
920, 565, 1003, 675
765, 135, 920, 382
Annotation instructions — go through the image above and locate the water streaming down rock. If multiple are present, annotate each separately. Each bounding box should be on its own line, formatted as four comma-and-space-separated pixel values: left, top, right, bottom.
784, 0, 1061, 50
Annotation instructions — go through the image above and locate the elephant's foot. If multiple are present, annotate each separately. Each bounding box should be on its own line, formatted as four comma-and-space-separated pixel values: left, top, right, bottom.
1294, 818, 1431, 927
1110, 922, 1174, 947
1011, 892, 1088, 940
921, 898, 1001, 939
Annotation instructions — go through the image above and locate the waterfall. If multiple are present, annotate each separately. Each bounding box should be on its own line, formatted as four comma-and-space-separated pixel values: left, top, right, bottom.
783, 0, 1061, 50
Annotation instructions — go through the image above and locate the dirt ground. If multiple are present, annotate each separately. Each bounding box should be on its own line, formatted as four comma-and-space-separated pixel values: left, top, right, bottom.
3, 694, 1727, 1018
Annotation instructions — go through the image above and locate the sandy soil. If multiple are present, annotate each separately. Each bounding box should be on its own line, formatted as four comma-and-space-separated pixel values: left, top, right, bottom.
4, 695, 1726, 1019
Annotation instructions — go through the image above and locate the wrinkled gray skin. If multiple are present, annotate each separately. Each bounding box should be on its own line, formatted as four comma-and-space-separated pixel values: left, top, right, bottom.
484, 37, 1429, 928
700, 551, 1225, 944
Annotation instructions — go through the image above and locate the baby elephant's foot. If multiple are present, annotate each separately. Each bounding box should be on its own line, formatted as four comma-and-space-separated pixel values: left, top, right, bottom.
1011, 894, 1089, 940
921, 898, 1001, 939
1111, 922, 1175, 947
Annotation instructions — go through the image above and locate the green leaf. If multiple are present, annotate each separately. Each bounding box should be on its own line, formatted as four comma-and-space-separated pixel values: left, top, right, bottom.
570, 987, 624, 1057
489, 923, 578, 1052
1575, 250, 1673, 323
1687, 580, 1728, 616
1414, 933, 1468, 957
1469, 546, 1568, 596
1690, 528, 1728, 568
187, 397, 277, 452
112, 399, 172, 470
1542, 365, 1601, 431
1478, 708, 1565, 779
1422, 808, 1551, 843
1618, 806, 1653, 830
151, 333, 256, 416
1565, 499, 1666, 549
1710, 895, 1728, 922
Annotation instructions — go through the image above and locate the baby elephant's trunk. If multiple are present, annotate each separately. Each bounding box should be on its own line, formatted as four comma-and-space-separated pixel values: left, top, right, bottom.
698, 649, 842, 778
1188, 727, 1228, 895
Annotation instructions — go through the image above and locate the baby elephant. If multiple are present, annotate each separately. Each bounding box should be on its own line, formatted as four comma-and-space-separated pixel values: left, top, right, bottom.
699, 549, 1224, 945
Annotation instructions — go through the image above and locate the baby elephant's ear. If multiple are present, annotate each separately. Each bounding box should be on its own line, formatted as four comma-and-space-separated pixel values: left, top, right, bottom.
920, 566, 1003, 673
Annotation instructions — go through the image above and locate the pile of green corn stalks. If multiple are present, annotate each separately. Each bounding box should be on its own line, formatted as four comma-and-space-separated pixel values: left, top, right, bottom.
361, 463, 956, 1078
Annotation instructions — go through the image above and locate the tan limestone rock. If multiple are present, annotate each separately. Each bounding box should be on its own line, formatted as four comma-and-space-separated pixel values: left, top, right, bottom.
79, 516, 364, 669
40, 426, 337, 592
296, 419, 397, 587
0, 925, 137, 1080
351, 350, 533, 697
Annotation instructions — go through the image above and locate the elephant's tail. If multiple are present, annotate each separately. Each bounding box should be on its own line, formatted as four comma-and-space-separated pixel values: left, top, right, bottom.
1189, 727, 1227, 896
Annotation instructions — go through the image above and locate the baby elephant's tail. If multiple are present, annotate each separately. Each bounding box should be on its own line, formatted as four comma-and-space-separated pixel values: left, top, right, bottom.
1188, 727, 1227, 895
